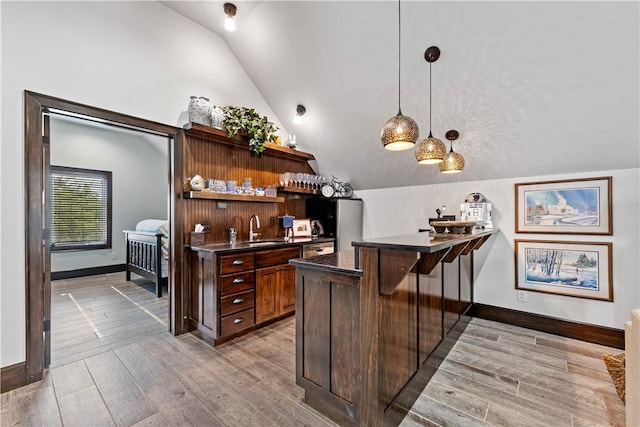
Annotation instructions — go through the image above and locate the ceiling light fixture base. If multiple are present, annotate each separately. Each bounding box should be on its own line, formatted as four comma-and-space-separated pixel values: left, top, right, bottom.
223, 3, 237, 17
424, 46, 441, 63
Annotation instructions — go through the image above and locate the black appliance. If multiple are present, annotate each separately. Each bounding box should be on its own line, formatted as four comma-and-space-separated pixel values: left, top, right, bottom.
306, 198, 363, 252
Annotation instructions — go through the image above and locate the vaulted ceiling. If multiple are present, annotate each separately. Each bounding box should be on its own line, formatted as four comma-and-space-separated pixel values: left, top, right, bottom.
161, 1, 639, 191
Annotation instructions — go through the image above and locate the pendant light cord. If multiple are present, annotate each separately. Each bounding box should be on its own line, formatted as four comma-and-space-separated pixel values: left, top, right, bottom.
397, 0, 402, 116
429, 61, 433, 135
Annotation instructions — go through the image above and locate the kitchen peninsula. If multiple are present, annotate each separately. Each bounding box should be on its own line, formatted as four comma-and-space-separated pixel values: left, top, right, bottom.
290, 229, 497, 427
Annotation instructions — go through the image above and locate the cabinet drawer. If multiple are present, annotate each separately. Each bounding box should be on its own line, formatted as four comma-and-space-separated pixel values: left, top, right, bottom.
220, 290, 255, 316
220, 308, 255, 336
220, 252, 255, 274
255, 246, 300, 268
221, 271, 255, 295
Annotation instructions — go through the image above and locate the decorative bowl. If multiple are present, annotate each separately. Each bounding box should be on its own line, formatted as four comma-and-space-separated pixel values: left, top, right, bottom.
430, 220, 476, 234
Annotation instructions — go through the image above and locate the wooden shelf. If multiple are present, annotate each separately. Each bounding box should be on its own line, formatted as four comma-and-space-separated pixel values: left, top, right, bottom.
278, 186, 320, 195
184, 191, 285, 203
183, 123, 316, 162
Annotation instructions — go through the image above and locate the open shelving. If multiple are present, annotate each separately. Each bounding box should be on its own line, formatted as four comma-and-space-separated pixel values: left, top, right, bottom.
183, 191, 285, 203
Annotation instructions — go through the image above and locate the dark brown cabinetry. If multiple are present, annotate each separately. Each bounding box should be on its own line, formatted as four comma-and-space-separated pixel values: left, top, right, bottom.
217, 251, 257, 338
256, 247, 299, 323
192, 245, 301, 345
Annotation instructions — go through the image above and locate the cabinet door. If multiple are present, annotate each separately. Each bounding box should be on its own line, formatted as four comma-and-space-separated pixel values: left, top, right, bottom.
278, 264, 296, 315
256, 266, 279, 324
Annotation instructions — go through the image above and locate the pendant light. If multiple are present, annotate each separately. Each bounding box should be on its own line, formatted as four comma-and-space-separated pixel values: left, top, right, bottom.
415, 46, 446, 164
439, 129, 465, 173
380, 0, 419, 151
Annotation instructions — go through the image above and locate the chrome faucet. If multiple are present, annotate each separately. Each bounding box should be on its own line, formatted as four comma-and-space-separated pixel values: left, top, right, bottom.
249, 214, 261, 241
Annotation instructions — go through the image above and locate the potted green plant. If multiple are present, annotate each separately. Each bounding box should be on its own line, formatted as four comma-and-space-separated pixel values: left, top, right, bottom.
221, 106, 280, 156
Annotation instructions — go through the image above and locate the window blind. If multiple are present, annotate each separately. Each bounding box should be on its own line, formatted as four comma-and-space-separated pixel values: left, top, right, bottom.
49, 166, 112, 251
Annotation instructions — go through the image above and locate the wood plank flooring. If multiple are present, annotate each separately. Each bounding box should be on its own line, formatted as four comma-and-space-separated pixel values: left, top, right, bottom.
49, 273, 169, 368
1, 273, 626, 426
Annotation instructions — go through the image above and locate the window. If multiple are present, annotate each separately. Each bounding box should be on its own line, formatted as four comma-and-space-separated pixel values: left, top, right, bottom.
49, 166, 112, 251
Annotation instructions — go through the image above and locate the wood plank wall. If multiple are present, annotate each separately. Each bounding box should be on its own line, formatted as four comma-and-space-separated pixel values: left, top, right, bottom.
181, 130, 316, 244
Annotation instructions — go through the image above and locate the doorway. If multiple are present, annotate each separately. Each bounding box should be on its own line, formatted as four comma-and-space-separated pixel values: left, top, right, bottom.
24, 91, 185, 385
48, 114, 170, 367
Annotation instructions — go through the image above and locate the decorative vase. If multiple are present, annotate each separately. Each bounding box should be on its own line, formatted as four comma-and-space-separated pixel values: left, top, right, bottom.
286, 134, 297, 149
188, 96, 212, 126
210, 106, 225, 129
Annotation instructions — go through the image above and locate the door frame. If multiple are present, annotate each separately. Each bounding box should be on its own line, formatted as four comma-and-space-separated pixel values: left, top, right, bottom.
24, 90, 184, 384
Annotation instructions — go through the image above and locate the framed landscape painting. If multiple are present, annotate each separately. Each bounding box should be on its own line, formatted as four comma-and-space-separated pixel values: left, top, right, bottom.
515, 240, 613, 301
515, 176, 612, 235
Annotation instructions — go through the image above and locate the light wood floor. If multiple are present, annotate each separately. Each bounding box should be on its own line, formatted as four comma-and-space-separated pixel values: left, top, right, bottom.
1, 272, 625, 426
50, 272, 169, 368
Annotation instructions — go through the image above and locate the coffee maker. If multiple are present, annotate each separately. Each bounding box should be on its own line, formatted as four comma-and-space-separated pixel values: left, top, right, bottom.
460, 193, 493, 229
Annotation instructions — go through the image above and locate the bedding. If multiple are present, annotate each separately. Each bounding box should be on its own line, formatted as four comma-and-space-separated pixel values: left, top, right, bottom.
124, 219, 169, 297
135, 219, 169, 258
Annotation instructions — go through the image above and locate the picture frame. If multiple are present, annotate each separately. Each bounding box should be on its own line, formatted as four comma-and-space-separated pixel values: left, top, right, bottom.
514, 239, 613, 301
292, 218, 312, 237
514, 176, 612, 235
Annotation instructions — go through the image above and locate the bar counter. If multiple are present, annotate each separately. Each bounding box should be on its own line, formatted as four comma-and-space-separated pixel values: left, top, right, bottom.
290, 229, 497, 427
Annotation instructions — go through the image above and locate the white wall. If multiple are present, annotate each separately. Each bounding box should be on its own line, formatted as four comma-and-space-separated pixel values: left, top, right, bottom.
50, 117, 168, 272
0, 1, 287, 367
356, 168, 640, 330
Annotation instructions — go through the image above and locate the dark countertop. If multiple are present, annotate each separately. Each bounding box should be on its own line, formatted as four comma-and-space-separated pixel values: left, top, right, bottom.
289, 249, 362, 277
352, 229, 498, 253
289, 230, 498, 276
189, 236, 335, 254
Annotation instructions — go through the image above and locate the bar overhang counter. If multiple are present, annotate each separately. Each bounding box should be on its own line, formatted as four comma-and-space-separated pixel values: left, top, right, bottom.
290, 229, 498, 427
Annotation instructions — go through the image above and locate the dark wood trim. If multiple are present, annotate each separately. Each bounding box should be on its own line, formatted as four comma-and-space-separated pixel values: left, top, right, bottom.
468, 303, 625, 349
51, 264, 126, 280
24, 90, 180, 387
25, 91, 44, 384
28, 91, 177, 135
172, 132, 185, 335
1, 362, 26, 393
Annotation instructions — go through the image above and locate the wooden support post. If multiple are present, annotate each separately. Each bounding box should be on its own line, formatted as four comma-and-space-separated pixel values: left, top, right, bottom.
359, 247, 382, 426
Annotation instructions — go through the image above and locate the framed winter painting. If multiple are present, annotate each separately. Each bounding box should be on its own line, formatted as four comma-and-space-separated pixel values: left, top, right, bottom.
514, 176, 612, 235
515, 240, 613, 301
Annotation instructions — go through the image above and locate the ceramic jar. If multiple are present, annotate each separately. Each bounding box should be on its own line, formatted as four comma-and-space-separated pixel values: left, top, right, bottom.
188, 96, 212, 125
210, 106, 225, 129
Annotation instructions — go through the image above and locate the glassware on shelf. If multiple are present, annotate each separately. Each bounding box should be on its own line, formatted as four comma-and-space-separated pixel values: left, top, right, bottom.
226, 180, 237, 193
276, 172, 327, 191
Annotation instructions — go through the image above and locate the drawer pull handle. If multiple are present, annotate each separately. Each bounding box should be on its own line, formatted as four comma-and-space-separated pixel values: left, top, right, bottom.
315, 248, 323, 252
233, 318, 244, 324
232, 298, 244, 304
232, 259, 244, 265
232, 277, 244, 284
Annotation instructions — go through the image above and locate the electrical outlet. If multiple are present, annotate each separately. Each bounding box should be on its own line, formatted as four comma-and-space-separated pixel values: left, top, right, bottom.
517, 290, 527, 302
201, 223, 211, 233
217, 202, 227, 209
111, 252, 118, 260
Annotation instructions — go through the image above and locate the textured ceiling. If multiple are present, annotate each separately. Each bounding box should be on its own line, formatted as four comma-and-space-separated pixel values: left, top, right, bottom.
161, 1, 639, 191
